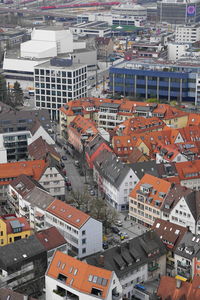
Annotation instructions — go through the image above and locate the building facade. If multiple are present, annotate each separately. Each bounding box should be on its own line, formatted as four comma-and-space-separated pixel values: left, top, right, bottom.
45, 199, 103, 258
157, 0, 200, 24
109, 59, 200, 104
34, 57, 88, 120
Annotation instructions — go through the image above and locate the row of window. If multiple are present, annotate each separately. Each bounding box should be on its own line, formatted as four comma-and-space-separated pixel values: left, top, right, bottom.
35, 75, 87, 83
35, 68, 87, 77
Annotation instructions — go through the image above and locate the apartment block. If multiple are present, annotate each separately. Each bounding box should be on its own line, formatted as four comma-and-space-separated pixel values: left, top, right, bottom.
45, 199, 103, 258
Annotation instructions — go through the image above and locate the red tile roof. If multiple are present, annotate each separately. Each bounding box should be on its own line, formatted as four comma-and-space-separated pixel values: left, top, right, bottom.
28, 136, 61, 161
0, 160, 47, 185
157, 275, 200, 300
35, 226, 66, 251
152, 219, 188, 250
47, 251, 112, 299
46, 199, 90, 229
129, 174, 171, 209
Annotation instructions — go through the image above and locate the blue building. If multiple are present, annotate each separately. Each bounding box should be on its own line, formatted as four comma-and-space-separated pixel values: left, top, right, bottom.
109, 59, 200, 104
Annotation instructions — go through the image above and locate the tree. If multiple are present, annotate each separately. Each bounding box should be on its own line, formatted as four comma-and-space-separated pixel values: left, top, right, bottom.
0, 74, 8, 104
89, 197, 119, 233
7, 81, 24, 108
13, 81, 24, 107
68, 189, 91, 212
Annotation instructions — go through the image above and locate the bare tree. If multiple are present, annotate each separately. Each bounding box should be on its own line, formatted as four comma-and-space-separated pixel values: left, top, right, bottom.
90, 197, 119, 233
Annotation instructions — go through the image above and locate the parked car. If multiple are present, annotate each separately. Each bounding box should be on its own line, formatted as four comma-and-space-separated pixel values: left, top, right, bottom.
74, 160, 80, 168
62, 155, 68, 161
111, 226, 120, 234
115, 220, 123, 227
118, 232, 129, 239
103, 241, 109, 250
60, 162, 65, 168
90, 190, 95, 196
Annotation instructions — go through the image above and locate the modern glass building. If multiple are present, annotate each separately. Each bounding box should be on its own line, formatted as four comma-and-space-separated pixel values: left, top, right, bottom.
157, 0, 200, 24
109, 58, 200, 104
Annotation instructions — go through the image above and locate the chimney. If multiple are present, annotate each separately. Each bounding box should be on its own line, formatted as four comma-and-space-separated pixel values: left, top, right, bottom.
24, 296, 28, 300
176, 279, 182, 289
99, 255, 104, 267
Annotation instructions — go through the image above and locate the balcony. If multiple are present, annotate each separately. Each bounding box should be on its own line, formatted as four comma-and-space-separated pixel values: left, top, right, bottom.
177, 261, 191, 270
148, 263, 159, 272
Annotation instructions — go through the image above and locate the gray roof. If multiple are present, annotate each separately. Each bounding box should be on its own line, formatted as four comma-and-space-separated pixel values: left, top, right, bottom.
93, 149, 130, 188
24, 186, 55, 210
0, 288, 37, 300
129, 160, 159, 180
0, 109, 51, 134
85, 134, 107, 157
184, 191, 200, 222
0, 235, 45, 270
136, 106, 153, 112
161, 184, 192, 215
100, 102, 120, 109
86, 230, 166, 278
10, 174, 45, 198
175, 232, 200, 260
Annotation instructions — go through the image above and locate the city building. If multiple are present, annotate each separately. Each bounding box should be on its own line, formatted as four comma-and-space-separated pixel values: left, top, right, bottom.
0, 235, 47, 293
46, 250, 122, 300
3, 27, 73, 90
95, 37, 114, 59
45, 199, 103, 258
28, 136, 61, 162
93, 149, 138, 211
35, 227, 67, 264
157, 275, 200, 300
174, 231, 200, 280
0, 109, 53, 163
157, 0, 200, 24
86, 231, 166, 299
69, 21, 111, 38
8, 174, 55, 230
129, 174, 172, 227
168, 190, 200, 235
109, 58, 200, 104
168, 43, 190, 61
0, 214, 32, 246
175, 24, 200, 43
0, 160, 47, 201
34, 57, 87, 120
0, 288, 37, 300
68, 115, 98, 152
85, 134, 112, 169
152, 219, 188, 276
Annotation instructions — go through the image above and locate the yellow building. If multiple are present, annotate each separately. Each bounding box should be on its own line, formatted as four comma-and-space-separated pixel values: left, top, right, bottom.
0, 215, 33, 246
163, 113, 188, 129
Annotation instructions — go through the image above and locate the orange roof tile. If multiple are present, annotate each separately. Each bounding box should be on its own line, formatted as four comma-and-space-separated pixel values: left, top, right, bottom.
176, 160, 200, 181
0, 160, 47, 185
47, 251, 112, 299
157, 275, 200, 300
46, 199, 90, 229
187, 113, 200, 126
129, 174, 171, 209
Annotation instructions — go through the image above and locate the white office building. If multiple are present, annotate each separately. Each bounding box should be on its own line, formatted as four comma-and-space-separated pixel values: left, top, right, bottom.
34, 57, 87, 120
175, 24, 200, 43
45, 199, 103, 258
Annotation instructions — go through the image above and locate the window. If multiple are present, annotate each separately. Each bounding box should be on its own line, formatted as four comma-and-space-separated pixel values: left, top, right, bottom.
82, 248, 86, 254
82, 238, 86, 244
82, 230, 86, 235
